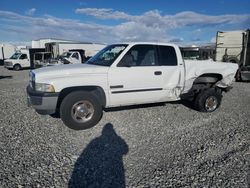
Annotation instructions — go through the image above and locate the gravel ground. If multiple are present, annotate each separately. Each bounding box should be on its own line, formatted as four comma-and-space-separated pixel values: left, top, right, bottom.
0, 66, 249, 188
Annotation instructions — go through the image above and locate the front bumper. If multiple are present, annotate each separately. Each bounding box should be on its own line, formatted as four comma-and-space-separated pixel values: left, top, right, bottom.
4, 61, 13, 68
26, 86, 59, 115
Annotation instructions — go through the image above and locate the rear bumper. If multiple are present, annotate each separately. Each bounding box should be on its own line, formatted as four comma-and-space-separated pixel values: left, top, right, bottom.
26, 86, 59, 115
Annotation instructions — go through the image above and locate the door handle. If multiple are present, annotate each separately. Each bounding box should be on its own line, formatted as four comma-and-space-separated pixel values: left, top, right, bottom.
154, 71, 162, 75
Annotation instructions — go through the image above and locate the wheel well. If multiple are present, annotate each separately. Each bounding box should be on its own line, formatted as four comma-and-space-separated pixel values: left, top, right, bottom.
193, 73, 223, 84
227, 57, 239, 64
14, 64, 21, 68
181, 74, 223, 100
56, 86, 106, 111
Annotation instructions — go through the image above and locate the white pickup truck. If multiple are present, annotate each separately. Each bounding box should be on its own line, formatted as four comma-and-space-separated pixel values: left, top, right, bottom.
27, 42, 238, 130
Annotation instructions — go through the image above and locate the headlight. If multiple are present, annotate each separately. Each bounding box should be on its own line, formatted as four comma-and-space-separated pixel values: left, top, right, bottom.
35, 83, 55, 92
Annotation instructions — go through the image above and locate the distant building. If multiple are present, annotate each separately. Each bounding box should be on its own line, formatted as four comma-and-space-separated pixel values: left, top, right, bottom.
31, 38, 75, 48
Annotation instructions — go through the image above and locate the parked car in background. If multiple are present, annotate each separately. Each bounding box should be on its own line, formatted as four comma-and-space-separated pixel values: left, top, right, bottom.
45, 42, 106, 59
215, 29, 250, 81
180, 46, 215, 60
59, 49, 86, 64
4, 48, 45, 70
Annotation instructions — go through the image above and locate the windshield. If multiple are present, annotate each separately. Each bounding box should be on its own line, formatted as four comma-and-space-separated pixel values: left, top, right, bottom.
62, 52, 72, 58
86, 44, 128, 66
10, 52, 22, 59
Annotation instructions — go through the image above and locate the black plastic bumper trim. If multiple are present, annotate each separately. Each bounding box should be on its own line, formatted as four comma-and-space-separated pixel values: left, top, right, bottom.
26, 86, 59, 97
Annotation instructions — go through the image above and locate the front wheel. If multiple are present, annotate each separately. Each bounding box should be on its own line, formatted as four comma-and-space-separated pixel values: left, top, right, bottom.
60, 91, 103, 130
194, 88, 222, 112
13, 64, 21, 71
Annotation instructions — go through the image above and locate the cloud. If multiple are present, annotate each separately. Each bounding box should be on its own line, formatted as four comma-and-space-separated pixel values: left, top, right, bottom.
25, 8, 36, 16
75, 8, 132, 20
210, 37, 216, 43
76, 8, 250, 29
169, 38, 184, 43
0, 10, 112, 43
0, 8, 249, 44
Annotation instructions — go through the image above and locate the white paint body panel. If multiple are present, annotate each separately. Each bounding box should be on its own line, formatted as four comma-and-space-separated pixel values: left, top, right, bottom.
32, 42, 238, 108
183, 60, 238, 92
0, 43, 16, 60
215, 30, 244, 61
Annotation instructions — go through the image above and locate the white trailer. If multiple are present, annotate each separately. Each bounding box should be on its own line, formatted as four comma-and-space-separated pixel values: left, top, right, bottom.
45, 42, 106, 59
32, 38, 74, 49
215, 29, 250, 81
0, 44, 16, 65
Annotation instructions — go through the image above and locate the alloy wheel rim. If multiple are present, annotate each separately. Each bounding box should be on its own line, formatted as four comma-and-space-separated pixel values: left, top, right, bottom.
205, 96, 218, 111
71, 100, 94, 123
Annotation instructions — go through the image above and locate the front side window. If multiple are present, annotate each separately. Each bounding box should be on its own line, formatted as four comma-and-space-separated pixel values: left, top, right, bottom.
19, 54, 27, 60
62, 52, 71, 58
87, 44, 128, 66
118, 45, 158, 67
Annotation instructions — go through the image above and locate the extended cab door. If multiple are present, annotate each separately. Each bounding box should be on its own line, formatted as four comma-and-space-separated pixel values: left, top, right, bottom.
108, 44, 184, 107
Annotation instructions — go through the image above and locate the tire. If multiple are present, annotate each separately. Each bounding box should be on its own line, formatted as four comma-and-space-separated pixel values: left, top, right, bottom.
13, 64, 21, 71
60, 91, 103, 130
194, 88, 222, 112
235, 69, 242, 82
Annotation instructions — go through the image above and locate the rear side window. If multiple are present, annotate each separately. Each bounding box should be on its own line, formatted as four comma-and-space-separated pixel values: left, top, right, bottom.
158, 46, 177, 66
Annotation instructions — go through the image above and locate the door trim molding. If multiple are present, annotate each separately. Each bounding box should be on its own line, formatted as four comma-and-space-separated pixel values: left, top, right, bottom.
111, 88, 162, 94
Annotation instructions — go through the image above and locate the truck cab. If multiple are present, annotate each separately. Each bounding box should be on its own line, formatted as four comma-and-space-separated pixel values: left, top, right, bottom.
4, 49, 30, 71
60, 50, 86, 64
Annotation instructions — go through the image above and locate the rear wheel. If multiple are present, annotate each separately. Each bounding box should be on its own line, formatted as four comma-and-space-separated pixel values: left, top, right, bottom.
60, 91, 103, 130
194, 88, 222, 112
13, 64, 21, 71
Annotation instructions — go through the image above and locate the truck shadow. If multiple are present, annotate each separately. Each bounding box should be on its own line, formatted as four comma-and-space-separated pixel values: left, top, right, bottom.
68, 123, 129, 188
50, 101, 197, 119
104, 102, 166, 112
0, 76, 12, 79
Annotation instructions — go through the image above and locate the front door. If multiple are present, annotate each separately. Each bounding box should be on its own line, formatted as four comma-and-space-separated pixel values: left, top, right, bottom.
108, 44, 182, 107
19, 53, 29, 68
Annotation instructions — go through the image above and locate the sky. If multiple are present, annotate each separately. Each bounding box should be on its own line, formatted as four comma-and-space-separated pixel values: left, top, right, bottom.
0, 0, 249, 45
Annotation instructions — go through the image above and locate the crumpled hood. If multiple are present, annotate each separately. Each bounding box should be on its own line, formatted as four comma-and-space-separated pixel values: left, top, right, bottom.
33, 63, 109, 80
